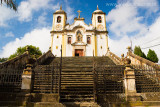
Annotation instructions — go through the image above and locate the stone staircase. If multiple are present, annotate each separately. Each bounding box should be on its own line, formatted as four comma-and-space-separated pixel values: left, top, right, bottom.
1, 56, 160, 106
50, 57, 115, 102
33, 65, 59, 93
31, 56, 115, 106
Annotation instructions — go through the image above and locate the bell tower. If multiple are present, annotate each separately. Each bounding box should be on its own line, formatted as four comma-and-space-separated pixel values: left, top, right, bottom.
92, 5, 106, 31
91, 5, 108, 56
50, 5, 67, 56
51, 5, 67, 31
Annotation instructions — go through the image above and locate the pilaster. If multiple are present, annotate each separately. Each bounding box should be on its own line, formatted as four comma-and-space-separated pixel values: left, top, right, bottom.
62, 33, 66, 56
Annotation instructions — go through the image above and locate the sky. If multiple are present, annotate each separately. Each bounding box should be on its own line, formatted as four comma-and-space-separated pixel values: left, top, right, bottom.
0, 0, 160, 63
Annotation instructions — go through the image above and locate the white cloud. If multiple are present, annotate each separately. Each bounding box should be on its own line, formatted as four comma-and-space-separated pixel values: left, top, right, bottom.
107, 0, 160, 63
66, 6, 76, 23
64, 0, 76, 24
108, 36, 130, 56
109, 17, 160, 63
17, 0, 52, 22
37, 12, 47, 27
107, 2, 148, 37
0, 28, 51, 57
5, 32, 14, 37
52, 3, 60, 10
0, 0, 73, 27
132, 0, 159, 13
0, 6, 16, 27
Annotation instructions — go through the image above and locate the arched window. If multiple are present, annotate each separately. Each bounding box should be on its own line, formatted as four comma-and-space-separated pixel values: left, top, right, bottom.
98, 16, 102, 23
57, 16, 61, 23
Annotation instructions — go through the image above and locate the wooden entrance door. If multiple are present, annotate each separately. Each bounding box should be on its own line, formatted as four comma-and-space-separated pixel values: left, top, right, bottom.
75, 49, 84, 56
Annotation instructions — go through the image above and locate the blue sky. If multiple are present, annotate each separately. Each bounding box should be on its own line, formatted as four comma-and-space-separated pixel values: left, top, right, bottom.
0, 0, 160, 62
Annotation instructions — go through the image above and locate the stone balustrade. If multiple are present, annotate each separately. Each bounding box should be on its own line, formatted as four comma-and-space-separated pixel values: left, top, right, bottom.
0, 52, 29, 69
106, 49, 122, 65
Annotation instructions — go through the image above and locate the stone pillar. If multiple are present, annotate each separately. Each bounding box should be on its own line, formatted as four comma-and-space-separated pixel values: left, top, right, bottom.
124, 58, 140, 101
21, 64, 33, 92
121, 54, 125, 65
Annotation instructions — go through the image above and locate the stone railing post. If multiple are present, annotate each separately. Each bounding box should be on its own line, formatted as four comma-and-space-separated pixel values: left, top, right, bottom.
124, 58, 140, 101
21, 63, 33, 92
121, 54, 125, 65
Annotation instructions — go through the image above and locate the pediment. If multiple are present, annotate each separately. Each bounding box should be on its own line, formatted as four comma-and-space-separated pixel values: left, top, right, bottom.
65, 19, 94, 31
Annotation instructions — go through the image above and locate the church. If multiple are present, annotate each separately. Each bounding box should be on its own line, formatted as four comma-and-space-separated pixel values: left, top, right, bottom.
0, 5, 160, 107
50, 6, 108, 57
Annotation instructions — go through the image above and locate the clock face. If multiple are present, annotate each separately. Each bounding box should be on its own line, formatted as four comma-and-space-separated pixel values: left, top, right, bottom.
97, 24, 104, 30
56, 24, 62, 31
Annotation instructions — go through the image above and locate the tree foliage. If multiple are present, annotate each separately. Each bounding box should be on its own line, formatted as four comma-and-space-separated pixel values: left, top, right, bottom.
134, 46, 146, 59
0, 58, 8, 63
1, 0, 17, 11
147, 49, 159, 63
8, 45, 42, 60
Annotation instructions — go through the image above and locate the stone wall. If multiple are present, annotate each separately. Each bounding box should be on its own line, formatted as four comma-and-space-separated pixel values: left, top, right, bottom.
0, 52, 29, 69
34, 50, 54, 66
127, 51, 160, 70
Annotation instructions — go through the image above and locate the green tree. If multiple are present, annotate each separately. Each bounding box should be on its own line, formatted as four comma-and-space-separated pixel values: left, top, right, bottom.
134, 46, 146, 59
1, 0, 17, 11
0, 58, 8, 63
8, 45, 42, 60
147, 49, 159, 63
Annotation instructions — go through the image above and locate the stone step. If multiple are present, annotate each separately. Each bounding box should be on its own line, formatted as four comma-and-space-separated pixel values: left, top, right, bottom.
61, 94, 94, 98
27, 102, 64, 107
63, 102, 100, 107
61, 86, 93, 89
61, 80, 93, 83
61, 97, 94, 102
0, 101, 27, 106
61, 90, 93, 92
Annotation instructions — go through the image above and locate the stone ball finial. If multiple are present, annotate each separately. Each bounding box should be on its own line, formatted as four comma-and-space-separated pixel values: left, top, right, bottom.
124, 58, 131, 65
107, 47, 110, 51
127, 46, 131, 50
121, 54, 124, 58
127, 46, 131, 52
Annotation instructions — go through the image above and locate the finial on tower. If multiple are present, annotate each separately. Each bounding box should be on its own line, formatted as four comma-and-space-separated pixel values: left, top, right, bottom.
60, 5, 62, 10
97, 5, 99, 10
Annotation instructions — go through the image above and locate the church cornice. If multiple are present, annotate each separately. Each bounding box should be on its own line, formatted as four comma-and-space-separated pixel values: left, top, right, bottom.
50, 30, 64, 33
92, 11, 106, 15
53, 11, 66, 15
50, 29, 108, 34
86, 30, 108, 34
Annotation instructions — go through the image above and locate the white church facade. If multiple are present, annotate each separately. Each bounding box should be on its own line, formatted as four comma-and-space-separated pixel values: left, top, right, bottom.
50, 6, 109, 57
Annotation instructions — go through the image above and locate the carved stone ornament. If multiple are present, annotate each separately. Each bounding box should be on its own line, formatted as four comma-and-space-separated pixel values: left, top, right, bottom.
124, 58, 131, 65
97, 24, 104, 30
56, 24, 62, 31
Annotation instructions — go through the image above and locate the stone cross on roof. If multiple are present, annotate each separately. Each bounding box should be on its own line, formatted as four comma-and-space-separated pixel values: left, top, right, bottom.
77, 10, 82, 18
